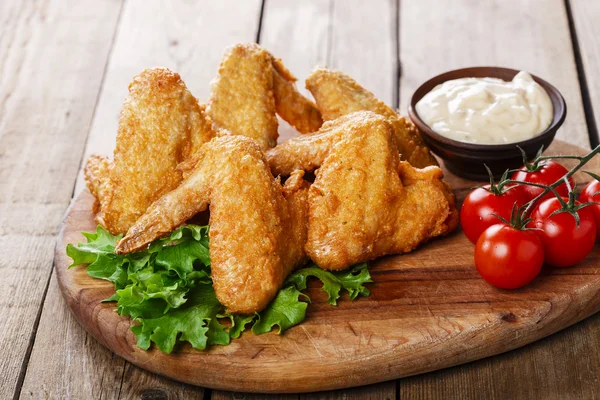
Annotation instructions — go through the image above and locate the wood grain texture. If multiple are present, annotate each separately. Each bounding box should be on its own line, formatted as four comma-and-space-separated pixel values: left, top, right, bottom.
21, 1, 263, 398
398, 312, 600, 400
569, 0, 600, 141
54, 141, 600, 394
259, 0, 398, 143
73, 0, 264, 193
0, 0, 123, 398
399, 0, 590, 148
328, 0, 398, 108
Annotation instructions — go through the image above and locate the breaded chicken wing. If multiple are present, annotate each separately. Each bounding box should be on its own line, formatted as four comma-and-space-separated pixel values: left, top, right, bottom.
306, 67, 438, 168
207, 44, 279, 150
115, 136, 309, 314
267, 111, 457, 270
207, 44, 322, 149
189, 103, 215, 156
272, 58, 323, 134
84, 68, 214, 234
84, 154, 111, 214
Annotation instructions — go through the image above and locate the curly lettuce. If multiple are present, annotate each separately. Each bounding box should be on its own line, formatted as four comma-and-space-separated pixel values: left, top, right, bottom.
67, 225, 372, 354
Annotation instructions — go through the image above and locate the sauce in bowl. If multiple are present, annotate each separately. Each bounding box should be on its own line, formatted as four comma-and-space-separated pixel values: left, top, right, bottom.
415, 71, 553, 145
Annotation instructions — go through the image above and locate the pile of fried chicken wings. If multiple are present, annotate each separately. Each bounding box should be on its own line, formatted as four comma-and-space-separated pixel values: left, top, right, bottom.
84, 43, 458, 315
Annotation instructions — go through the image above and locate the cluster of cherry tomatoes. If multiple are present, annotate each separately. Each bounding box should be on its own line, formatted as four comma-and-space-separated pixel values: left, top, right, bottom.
460, 159, 600, 289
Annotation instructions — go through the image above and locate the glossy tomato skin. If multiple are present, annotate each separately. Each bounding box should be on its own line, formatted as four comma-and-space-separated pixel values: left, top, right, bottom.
460, 186, 526, 244
579, 180, 600, 237
511, 160, 574, 202
474, 224, 544, 289
531, 197, 597, 267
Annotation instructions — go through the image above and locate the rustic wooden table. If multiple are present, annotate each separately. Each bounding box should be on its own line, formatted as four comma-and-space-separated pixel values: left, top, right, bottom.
2, 0, 600, 399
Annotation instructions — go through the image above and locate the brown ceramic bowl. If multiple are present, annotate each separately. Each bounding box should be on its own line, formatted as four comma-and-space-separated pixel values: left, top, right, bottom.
408, 67, 566, 180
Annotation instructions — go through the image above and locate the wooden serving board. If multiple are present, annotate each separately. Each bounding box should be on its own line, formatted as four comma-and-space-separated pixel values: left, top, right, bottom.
56, 140, 600, 394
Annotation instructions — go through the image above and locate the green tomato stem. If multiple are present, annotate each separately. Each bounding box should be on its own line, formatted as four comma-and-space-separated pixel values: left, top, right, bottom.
520, 144, 600, 215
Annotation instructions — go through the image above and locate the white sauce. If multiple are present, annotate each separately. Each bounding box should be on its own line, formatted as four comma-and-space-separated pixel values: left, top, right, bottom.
415, 71, 553, 145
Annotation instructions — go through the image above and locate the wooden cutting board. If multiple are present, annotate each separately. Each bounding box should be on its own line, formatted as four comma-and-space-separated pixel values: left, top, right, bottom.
55, 140, 600, 393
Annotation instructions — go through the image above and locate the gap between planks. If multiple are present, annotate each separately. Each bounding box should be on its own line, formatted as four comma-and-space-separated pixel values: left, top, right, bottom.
564, 0, 599, 147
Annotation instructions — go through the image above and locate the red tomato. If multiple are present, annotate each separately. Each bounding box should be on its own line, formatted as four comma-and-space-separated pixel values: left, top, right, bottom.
511, 160, 574, 202
460, 185, 526, 244
531, 197, 597, 267
474, 224, 544, 289
579, 180, 600, 237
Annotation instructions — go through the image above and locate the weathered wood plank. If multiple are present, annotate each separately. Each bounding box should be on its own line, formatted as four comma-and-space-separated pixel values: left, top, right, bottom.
399, 313, 600, 399
263, 0, 397, 106
212, 393, 297, 400
329, 0, 398, 108
260, 0, 330, 98
21, 0, 262, 398
0, 0, 123, 398
260, 0, 398, 143
569, 0, 600, 143
399, 0, 590, 149
259, 0, 331, 141
300, 381, 396, 400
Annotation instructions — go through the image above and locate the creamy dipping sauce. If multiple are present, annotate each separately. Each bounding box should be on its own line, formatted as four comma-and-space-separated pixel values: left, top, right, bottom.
415, 71, 553, 145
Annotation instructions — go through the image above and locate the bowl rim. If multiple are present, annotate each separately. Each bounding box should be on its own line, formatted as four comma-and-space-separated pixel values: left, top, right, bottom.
408, 66, 567, 152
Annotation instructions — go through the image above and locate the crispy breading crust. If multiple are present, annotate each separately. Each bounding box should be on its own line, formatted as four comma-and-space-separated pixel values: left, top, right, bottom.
87, 68, 213, 235
207, 44, 279, 150
306, 67, 438, 168
268, 111, 457, 270
84, 154, 112, 214
115, 136, 309, 314
266, 114, 363, 177
189, 103, 215, 156
207, 44, 323, 148
272, 57, 323, 134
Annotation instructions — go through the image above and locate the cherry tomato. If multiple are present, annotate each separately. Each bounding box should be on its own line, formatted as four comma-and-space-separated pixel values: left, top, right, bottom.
579, 180, 600, 237
460, 185, 526, 244
531, 197, 597, 267
475, 224, 544, 289
511, 160, 574, 202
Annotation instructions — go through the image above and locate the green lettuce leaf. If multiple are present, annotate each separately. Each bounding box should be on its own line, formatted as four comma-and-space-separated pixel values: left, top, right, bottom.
285, 262, 372, 305
67, 225, 372, 352
252, 286, 309, 334
130, 283, 228, 354
66, 226, 121, 267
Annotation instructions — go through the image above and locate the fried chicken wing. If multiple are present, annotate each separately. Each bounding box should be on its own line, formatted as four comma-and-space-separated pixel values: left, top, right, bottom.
189, 103, 215, 156
207, 44, 322, 149
84, 154, 111, 214
115, 136, 308, 314
267, 111, 457, 270
272, 58, 323, 134
207, 44, 279, 150
305, 67, 438, 168
84, 68, 214, 234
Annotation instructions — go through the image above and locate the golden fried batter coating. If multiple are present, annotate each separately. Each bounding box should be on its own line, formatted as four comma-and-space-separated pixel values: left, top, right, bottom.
272, 58, 323, 134
207, 44, 279, 150
84, 68, 214, 234
267, 111, 457, 270
280, 170, 311, 274
115, 136, 309, 314
207, 44, 323, 148
306, 67, 438, 168
189, 103, 215, 156
267, 113, 361, 177
84, 154, 111, 214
